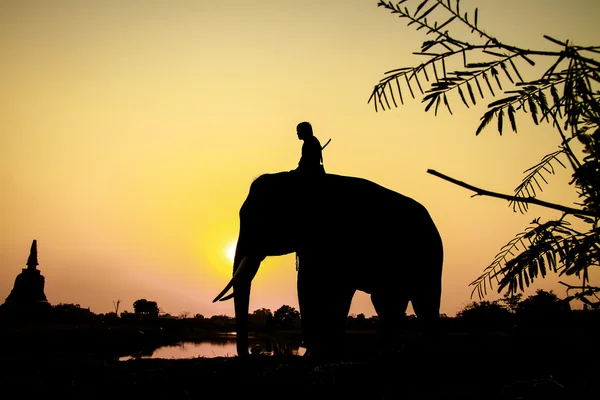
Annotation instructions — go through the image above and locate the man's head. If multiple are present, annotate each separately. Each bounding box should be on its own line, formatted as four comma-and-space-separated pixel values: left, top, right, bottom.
296, 121, 313, 140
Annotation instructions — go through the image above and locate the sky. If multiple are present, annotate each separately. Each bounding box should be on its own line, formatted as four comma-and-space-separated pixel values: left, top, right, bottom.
1, 0, 598, 317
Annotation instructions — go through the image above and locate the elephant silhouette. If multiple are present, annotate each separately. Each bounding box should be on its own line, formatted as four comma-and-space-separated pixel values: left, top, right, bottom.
214, 171, 443, 359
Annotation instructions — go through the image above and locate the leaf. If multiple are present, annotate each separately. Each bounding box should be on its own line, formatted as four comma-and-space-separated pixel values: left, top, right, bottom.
483, 50, 506, 57
421, 40, 437, 52
434, 95, 441, 115
500, 62, 514, 84
405, 75, 415, 98
498, 108, 504, 135
442, 57, 447, 78
369, 90, 378, 112
508, 104, 517, 132
476, 109, 495, 135
491, 67, 502, 89
487, 95, 519, 108
422, 65, 430, 82
417, 3, 439, 21
381, 86, 391, 109
412, 71, 424, 94
395, 77, 404, 105
509, 58, 524, 82
458, 86, 469, 107
443, 93, 453, 114
474, 7, 478, 26
436, 16, 456, 31
543, 35, 567, 47
527, 97, 539, 125
538, 90, 549, 121
467, 62, 495, 68
387, 85, 398, 108
518, 272, 524, 291
432, 62, 439, 81
550, 85, 560, 107
424, 93, 438, 112
415, 0, 430, 16
467, 81, 476, 105
520, 53, 535, 66
422, 92, 438, 102
483, 72, 495, 96
474, 76, 484, 98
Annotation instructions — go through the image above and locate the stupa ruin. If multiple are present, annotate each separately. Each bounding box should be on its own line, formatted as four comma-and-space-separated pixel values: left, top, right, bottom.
1, 240, 51, 318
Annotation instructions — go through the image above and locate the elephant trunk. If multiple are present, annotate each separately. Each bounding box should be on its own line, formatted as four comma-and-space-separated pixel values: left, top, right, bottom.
233, 280, 251, 357
231, 246, 262, 357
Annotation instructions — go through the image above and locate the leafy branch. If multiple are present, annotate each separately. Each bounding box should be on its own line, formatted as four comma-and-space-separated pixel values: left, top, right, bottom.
510, 150, 567, 214
372, 0, 600, 306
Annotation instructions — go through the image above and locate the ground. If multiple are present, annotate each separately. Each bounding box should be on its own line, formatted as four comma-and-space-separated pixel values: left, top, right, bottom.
0, 328, 597, 399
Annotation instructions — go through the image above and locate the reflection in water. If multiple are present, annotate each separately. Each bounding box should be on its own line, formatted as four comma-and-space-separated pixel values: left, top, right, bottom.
119, 337, 306, 361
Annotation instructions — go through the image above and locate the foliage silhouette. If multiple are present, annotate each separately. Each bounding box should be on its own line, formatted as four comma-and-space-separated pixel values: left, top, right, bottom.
51, 303, 96, 324
249, 308, 275, 331
133, 299, 159, 321
371, 0, 599, 307
456, 300, 513, 330
500, 291, 523, 314
514, 289, 571, 327
273, 305, 300, 330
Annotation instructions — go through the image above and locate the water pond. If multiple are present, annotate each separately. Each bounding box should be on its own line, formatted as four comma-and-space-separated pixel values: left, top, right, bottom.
119, 335, 306, 360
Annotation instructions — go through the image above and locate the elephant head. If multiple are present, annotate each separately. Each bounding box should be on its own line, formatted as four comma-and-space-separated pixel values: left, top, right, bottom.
213, 172, 306, 356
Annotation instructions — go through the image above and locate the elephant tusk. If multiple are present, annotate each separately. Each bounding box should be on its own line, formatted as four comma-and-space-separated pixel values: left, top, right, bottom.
212, 256, 249, 303
218, 292, 235, 302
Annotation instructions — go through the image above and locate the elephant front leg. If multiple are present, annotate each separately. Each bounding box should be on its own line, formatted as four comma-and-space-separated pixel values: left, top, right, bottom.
297, 259, 355, 360
297, 263, 318, 356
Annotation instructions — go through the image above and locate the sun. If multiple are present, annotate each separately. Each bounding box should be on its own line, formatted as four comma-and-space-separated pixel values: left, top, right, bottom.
225, 242, 237, 263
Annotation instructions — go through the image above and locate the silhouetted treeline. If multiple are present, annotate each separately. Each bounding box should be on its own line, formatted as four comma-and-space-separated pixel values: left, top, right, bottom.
2, 290, 598, 333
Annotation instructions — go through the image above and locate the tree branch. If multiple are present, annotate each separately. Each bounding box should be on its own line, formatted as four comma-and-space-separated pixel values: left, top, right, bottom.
427, 169, 599, 218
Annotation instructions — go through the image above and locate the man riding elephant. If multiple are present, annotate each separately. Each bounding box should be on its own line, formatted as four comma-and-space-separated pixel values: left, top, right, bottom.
295, 121, 326, 175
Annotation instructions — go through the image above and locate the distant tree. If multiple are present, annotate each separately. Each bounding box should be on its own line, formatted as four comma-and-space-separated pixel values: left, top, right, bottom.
120, 310, 137, 323
52, 303, 97, 324
370, 0, 599, 308
194, 313, 205, 320
133, 299, 159, 321
456, 300, 513, 329
274, 305, 300, 330
248, 308, 273, 331
501, 292, 524, 314
103, 312, 120, 324
209, 314, 235, 330
516, 289, 571, 326
112, 299, 121, 314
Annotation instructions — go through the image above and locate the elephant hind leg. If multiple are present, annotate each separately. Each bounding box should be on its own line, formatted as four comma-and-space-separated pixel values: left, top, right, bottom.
371, 292, 409, 355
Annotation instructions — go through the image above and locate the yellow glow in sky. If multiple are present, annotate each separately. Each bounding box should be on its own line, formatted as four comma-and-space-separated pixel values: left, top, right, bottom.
1, 0, 598, 317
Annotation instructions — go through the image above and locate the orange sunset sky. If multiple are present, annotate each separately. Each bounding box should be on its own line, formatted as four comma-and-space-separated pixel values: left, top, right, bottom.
1, 0, 598, 317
